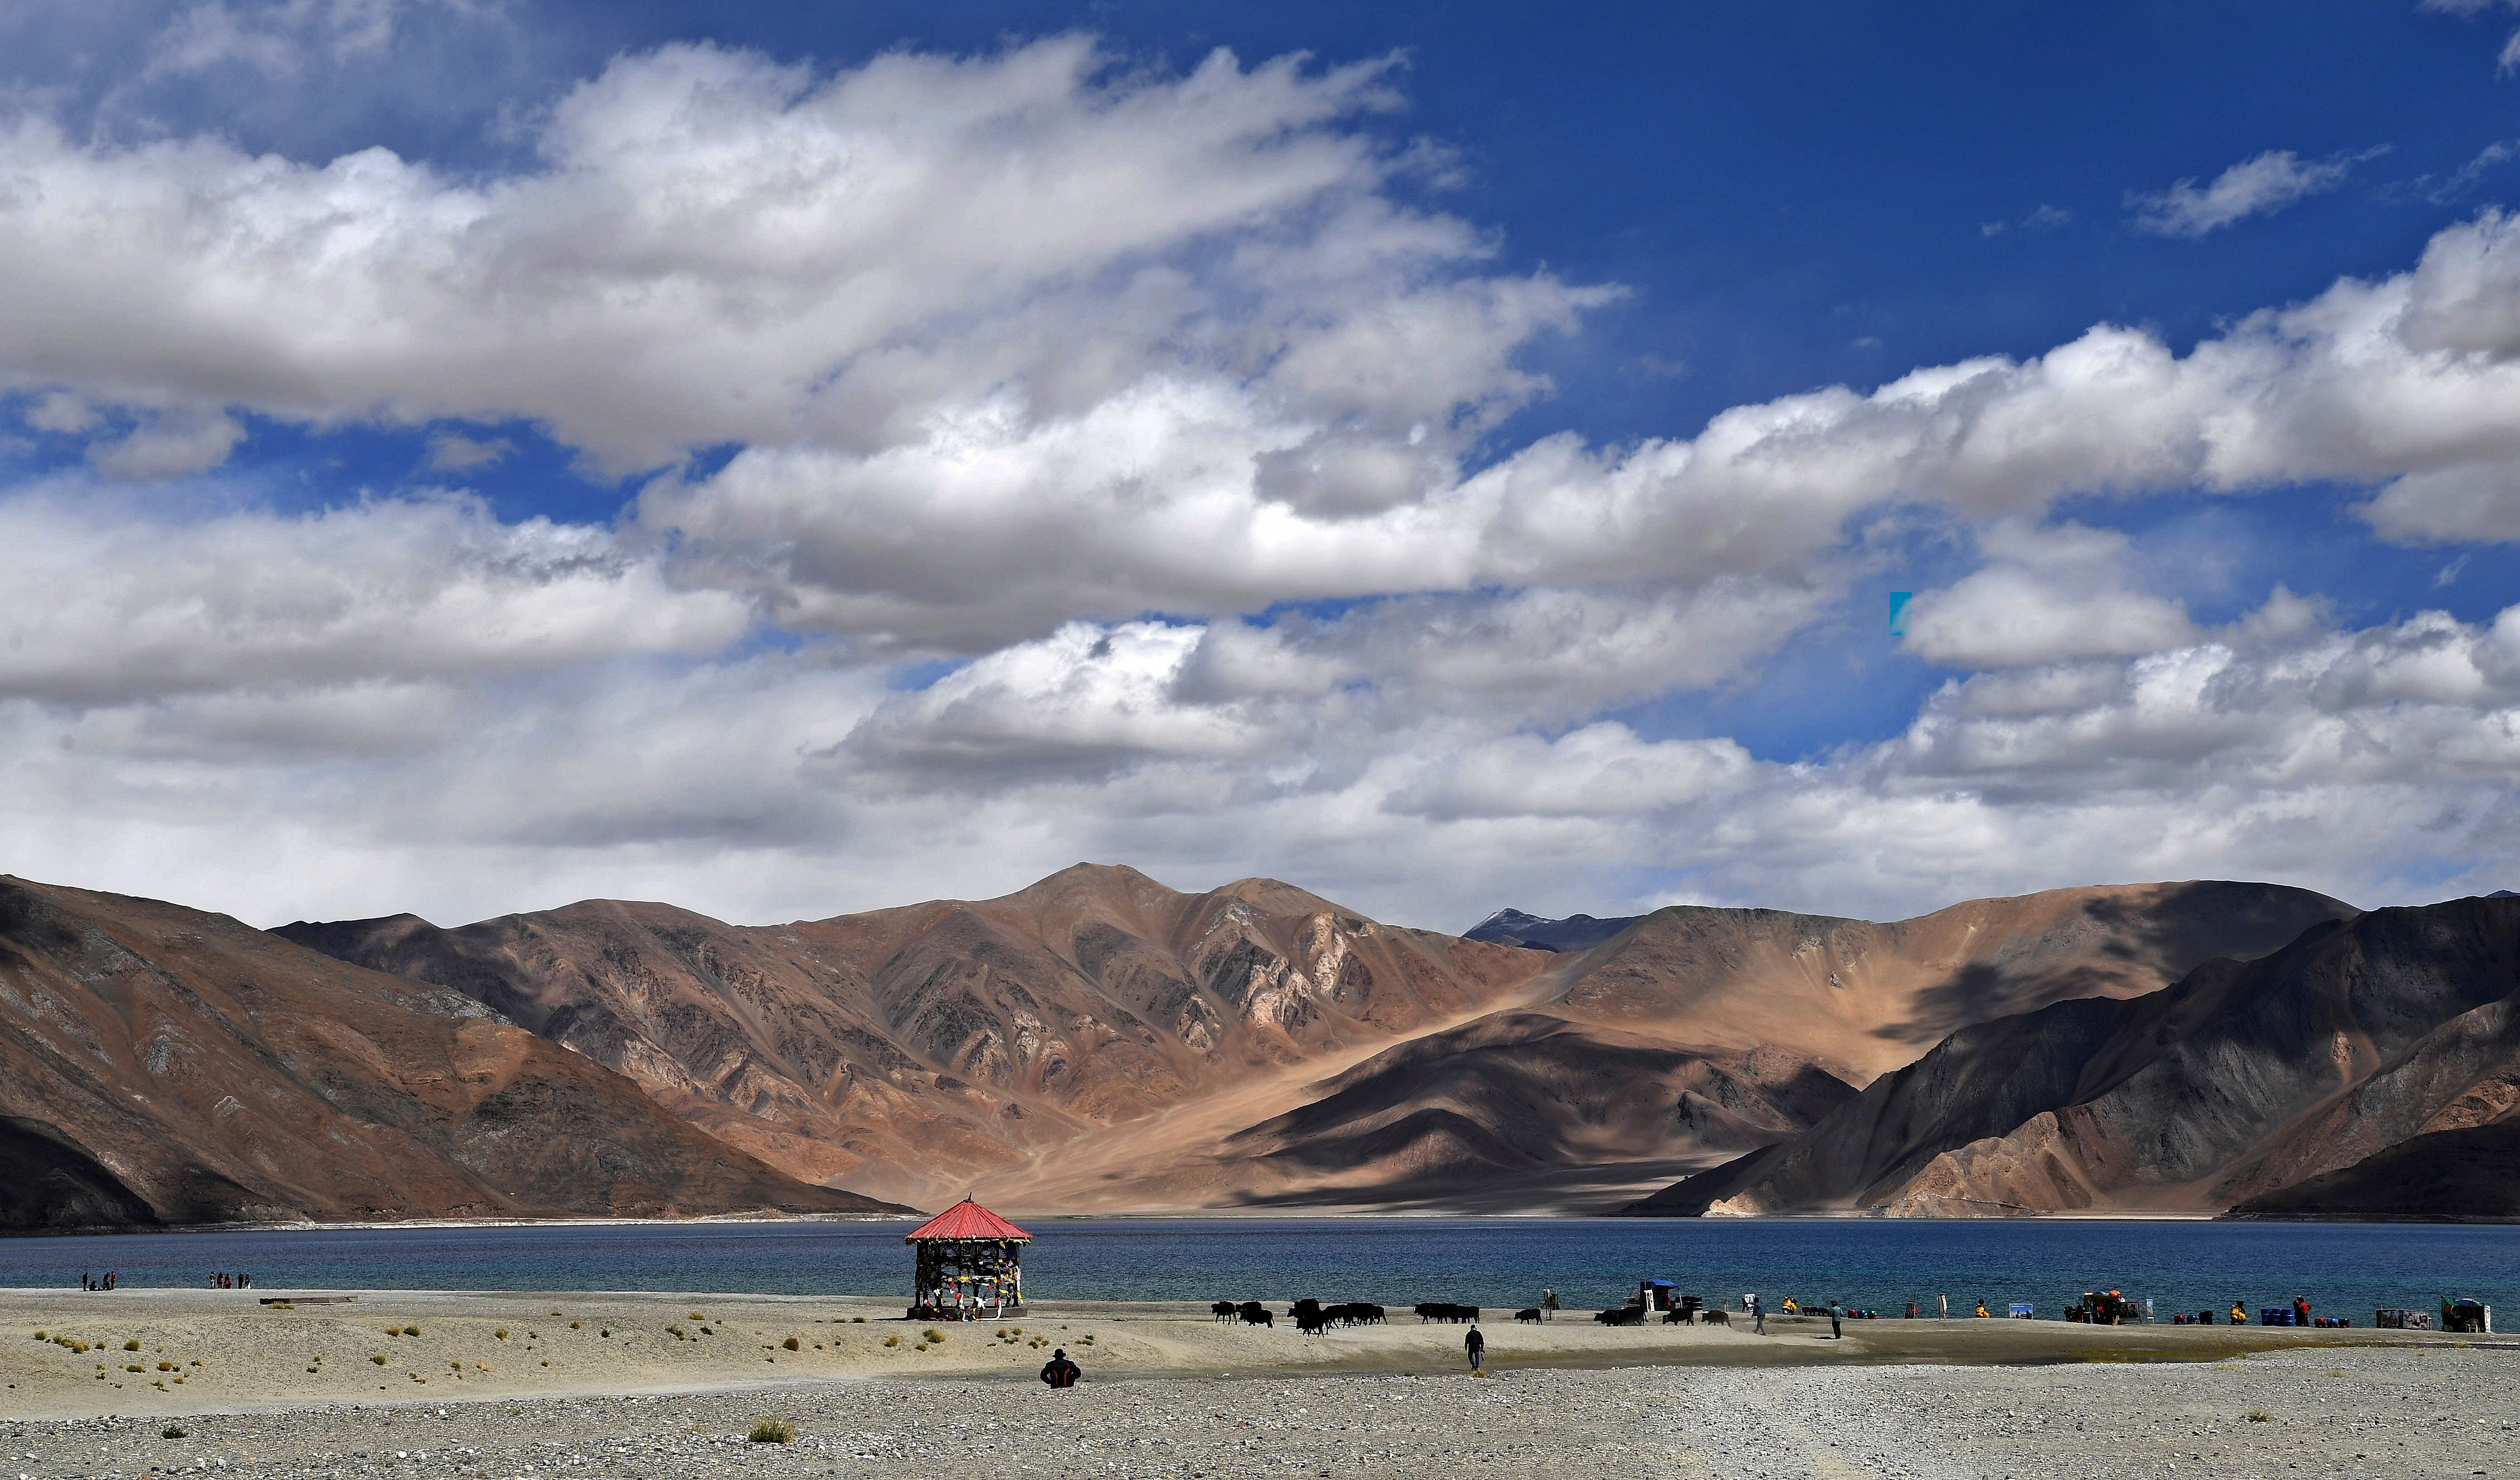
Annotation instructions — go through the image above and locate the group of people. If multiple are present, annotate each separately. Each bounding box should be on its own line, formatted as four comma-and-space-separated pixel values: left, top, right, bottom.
77, 1270, 254, 1292
2158, 1297, 2323, 1326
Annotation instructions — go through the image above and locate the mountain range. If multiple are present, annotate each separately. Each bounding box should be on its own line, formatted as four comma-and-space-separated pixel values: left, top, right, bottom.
0, 877, 905, 1231
11, 859, 2506, 1227
1621, 895, 2520, 1220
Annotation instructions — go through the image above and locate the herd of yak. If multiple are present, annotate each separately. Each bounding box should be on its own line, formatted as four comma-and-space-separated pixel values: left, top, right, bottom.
1209, 1298, 1730, 1334
1209, 1298, 1397, 1333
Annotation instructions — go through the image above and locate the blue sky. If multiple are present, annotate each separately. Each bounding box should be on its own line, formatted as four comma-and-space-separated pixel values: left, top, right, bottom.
2, 1, 2518, 928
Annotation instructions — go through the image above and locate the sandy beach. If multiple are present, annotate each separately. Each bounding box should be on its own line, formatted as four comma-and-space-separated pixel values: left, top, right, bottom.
4, 1288, 2513, 1477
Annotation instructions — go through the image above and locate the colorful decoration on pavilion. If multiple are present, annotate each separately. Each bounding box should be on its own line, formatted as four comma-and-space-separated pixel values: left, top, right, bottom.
905, 1197, 1032, 1320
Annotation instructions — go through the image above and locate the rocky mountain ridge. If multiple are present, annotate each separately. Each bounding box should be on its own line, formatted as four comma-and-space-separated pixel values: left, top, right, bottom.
0, 877, 904, 1231
284, 870, 2355, 1213
0, 859, 2401, 1227
1622, 894, 2520, 1219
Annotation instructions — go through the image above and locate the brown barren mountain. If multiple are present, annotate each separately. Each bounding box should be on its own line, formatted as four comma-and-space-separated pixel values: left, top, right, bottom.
285, 870, 2355, 1214
1623, 895, 2520, 1218
2223, 1120, 2520, 1222
0, 876, 905, 1231
977, 880, 2353, 1211
279, 864, 1549, 1209
1521, 881, 2359, 1079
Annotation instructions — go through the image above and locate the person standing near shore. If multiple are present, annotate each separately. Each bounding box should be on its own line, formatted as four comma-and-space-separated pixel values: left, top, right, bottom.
1039, 1348, 1080, 1387
1540, 1289, 1556, 1322
1465, 1325, 1485, 1372
1827, 1300, 1844, 1339
1751, 1294, 1765, 1334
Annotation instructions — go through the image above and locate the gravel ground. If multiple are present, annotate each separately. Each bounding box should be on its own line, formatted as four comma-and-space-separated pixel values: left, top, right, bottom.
4, 1343, 2513, 1480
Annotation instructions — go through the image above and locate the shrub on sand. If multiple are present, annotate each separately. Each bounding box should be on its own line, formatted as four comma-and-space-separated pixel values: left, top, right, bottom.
748, 1418, 795, 1444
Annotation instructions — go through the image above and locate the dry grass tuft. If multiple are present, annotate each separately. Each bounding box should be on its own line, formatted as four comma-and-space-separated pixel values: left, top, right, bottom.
747, 1418, 795, 1444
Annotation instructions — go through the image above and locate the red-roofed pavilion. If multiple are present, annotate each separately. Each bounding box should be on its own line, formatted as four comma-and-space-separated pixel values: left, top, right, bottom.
906, 1197, 1031, 1319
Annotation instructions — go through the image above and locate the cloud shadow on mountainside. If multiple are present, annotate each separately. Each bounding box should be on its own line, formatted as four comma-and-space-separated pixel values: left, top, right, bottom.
1869, 881, 2356, 1046
1219, 1155, 1732, 1217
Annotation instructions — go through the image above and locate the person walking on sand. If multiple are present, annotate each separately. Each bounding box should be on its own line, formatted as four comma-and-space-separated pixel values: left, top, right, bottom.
1465, 1325, 1486, 1372
1827, 1300, 1843, 1339
1752, 1294, 1765, 1334
1039, 1348, 1080, 1388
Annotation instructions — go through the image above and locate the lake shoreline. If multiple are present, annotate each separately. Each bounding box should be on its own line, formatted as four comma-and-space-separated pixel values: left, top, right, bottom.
0, 1287, 2476, 1421
4, 1290, 2512, 1479
16, 1204, 2469, 1244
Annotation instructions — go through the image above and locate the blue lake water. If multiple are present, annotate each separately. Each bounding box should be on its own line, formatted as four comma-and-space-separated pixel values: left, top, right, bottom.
5, 1218, 2515, 1325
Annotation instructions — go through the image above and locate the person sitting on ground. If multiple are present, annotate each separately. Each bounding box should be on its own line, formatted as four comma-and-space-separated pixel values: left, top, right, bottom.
1780, 1297, 1799, 1314
1039, 1347, 1080, 1388
2230, 1301, 2247, 1325
1974, 1299, 1990, 1318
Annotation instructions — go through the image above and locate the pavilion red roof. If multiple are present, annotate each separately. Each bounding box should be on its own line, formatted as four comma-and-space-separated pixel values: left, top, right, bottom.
903, 1198, 1032, 1243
